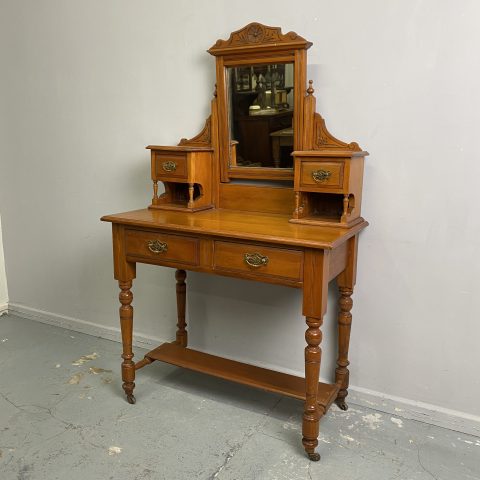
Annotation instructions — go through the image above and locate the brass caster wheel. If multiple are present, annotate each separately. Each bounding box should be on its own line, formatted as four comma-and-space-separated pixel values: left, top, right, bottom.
307, 452, 321, 462
336, 400, 348, 411
126, 394, 136, 405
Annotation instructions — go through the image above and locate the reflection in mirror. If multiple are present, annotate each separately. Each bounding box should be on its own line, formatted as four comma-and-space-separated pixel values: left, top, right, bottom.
228, 63, 294, 169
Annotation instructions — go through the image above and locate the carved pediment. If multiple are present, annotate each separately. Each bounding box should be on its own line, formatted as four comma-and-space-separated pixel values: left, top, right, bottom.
208, 22, 312, 56
313, 113, 361, 152
178, 116, 212, 147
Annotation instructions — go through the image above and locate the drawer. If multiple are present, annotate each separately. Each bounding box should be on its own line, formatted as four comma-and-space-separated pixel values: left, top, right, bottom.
213, 241, 303, 282
154, 152, 188, 180
125, 230, 199, 265
299, 161, 344, 190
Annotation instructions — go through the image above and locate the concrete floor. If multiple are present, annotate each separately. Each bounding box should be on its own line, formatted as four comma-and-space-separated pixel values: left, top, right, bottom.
0, 314, 479, 480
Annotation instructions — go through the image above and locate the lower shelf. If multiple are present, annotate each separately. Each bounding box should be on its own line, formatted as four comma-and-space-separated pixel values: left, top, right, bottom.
144, 342, 339, 409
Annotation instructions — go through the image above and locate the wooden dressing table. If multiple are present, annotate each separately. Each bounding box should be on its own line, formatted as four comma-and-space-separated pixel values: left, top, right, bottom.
102, 23, 368, 461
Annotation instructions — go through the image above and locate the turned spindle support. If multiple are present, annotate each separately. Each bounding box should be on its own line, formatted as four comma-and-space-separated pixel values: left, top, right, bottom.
294, 191, 301, 219
188, 183, 194, 209
341, 194, 349, 222
175, 269, 187, 347
119, 280, 136, 404
152, 180, 159, 204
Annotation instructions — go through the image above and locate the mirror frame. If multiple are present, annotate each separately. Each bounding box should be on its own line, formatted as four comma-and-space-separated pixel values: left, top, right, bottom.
208, 23, 312, 182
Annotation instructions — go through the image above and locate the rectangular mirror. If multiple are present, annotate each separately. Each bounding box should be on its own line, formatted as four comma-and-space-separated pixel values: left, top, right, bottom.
227, 62, 294, 169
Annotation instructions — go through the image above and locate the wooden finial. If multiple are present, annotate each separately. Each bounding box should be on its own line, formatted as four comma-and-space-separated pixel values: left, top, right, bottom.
307, 80, 314, 95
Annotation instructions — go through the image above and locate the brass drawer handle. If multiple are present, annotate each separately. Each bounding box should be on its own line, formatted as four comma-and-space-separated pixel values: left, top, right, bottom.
312, 169, 332, 183
147, 240, 168, 254
244, 252, 269, 268
162, 161, 177, 172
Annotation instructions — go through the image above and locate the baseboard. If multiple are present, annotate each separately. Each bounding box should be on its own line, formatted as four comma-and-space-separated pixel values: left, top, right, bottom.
0, 302, 8, 316
8, 303, 165, 350
347, 386, 480, 438
6, 302, 480, 438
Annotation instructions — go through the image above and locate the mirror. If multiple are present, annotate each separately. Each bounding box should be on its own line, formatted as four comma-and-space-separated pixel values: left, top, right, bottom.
227, 62, 294, 169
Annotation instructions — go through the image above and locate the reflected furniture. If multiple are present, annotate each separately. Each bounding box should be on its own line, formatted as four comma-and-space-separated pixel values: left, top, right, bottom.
102, 23, 369, 461
228, 62, 294, 167
271, 127, 294, 168
236, 110, 293, 167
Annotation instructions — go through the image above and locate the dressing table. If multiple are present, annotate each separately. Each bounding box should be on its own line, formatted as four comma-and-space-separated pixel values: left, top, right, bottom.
102, 23, 369, 461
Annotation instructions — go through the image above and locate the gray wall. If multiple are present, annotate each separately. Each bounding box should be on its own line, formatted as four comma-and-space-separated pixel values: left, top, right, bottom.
1, 1, 479, 419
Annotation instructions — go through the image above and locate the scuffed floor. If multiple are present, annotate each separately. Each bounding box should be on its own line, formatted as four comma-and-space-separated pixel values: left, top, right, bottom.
0, 314, 479, 480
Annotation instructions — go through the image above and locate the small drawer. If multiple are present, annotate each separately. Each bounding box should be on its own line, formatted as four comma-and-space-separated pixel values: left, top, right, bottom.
125, 230, 199, 265
213, 241, 303, 282
299, 161, 344, 190
154, 152, 188, 180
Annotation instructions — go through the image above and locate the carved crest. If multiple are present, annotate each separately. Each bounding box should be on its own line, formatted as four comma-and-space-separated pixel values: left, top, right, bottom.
313, 113, 361, 152
208, 22, 311, 55
178, 116, 212, 147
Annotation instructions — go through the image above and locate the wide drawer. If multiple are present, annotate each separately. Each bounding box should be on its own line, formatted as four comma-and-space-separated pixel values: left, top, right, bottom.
213, 241, 303, 282
299, 161, 344, 190
125, 229, 199, 265
154, 152, 188, 180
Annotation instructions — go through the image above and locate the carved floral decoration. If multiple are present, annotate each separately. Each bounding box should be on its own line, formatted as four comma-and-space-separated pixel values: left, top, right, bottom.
178, 116, 212, 147
209, 22, 308, 52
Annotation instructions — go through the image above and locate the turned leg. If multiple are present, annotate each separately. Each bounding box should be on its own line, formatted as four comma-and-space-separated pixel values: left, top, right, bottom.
175, 269, 187, 347
302, 316, 323, 462
119, 280, 136, 404
335, 287, 353, 410
272, 138, 281, 168
334, 235, 359, 411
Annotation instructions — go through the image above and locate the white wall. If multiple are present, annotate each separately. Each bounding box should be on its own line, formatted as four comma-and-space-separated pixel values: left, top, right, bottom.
0, 216, 8, 312
1, 0, 479, 421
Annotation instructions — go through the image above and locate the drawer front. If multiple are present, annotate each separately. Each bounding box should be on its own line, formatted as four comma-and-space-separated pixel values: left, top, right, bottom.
126, 230, 199, 265
154, 152, 188, 180
213, 241, 303, 282
300, 161, 344, 190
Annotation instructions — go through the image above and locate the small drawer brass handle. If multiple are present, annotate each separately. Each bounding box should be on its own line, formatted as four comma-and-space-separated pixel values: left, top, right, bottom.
147, 240, 168, 254
312, 169, 332, 183
162, 161, 177, 172
244, 252, 269, 268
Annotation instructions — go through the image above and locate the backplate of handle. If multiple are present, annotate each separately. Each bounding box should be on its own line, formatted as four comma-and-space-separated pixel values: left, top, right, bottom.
244, 252, 269, 268
147, 240, 168, 254
162, 161, 177, 172
312, 169, 331, 182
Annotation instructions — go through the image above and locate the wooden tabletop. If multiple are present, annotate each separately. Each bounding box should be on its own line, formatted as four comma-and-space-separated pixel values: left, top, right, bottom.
101, 209, 368, 250
270, 127, 294, 137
